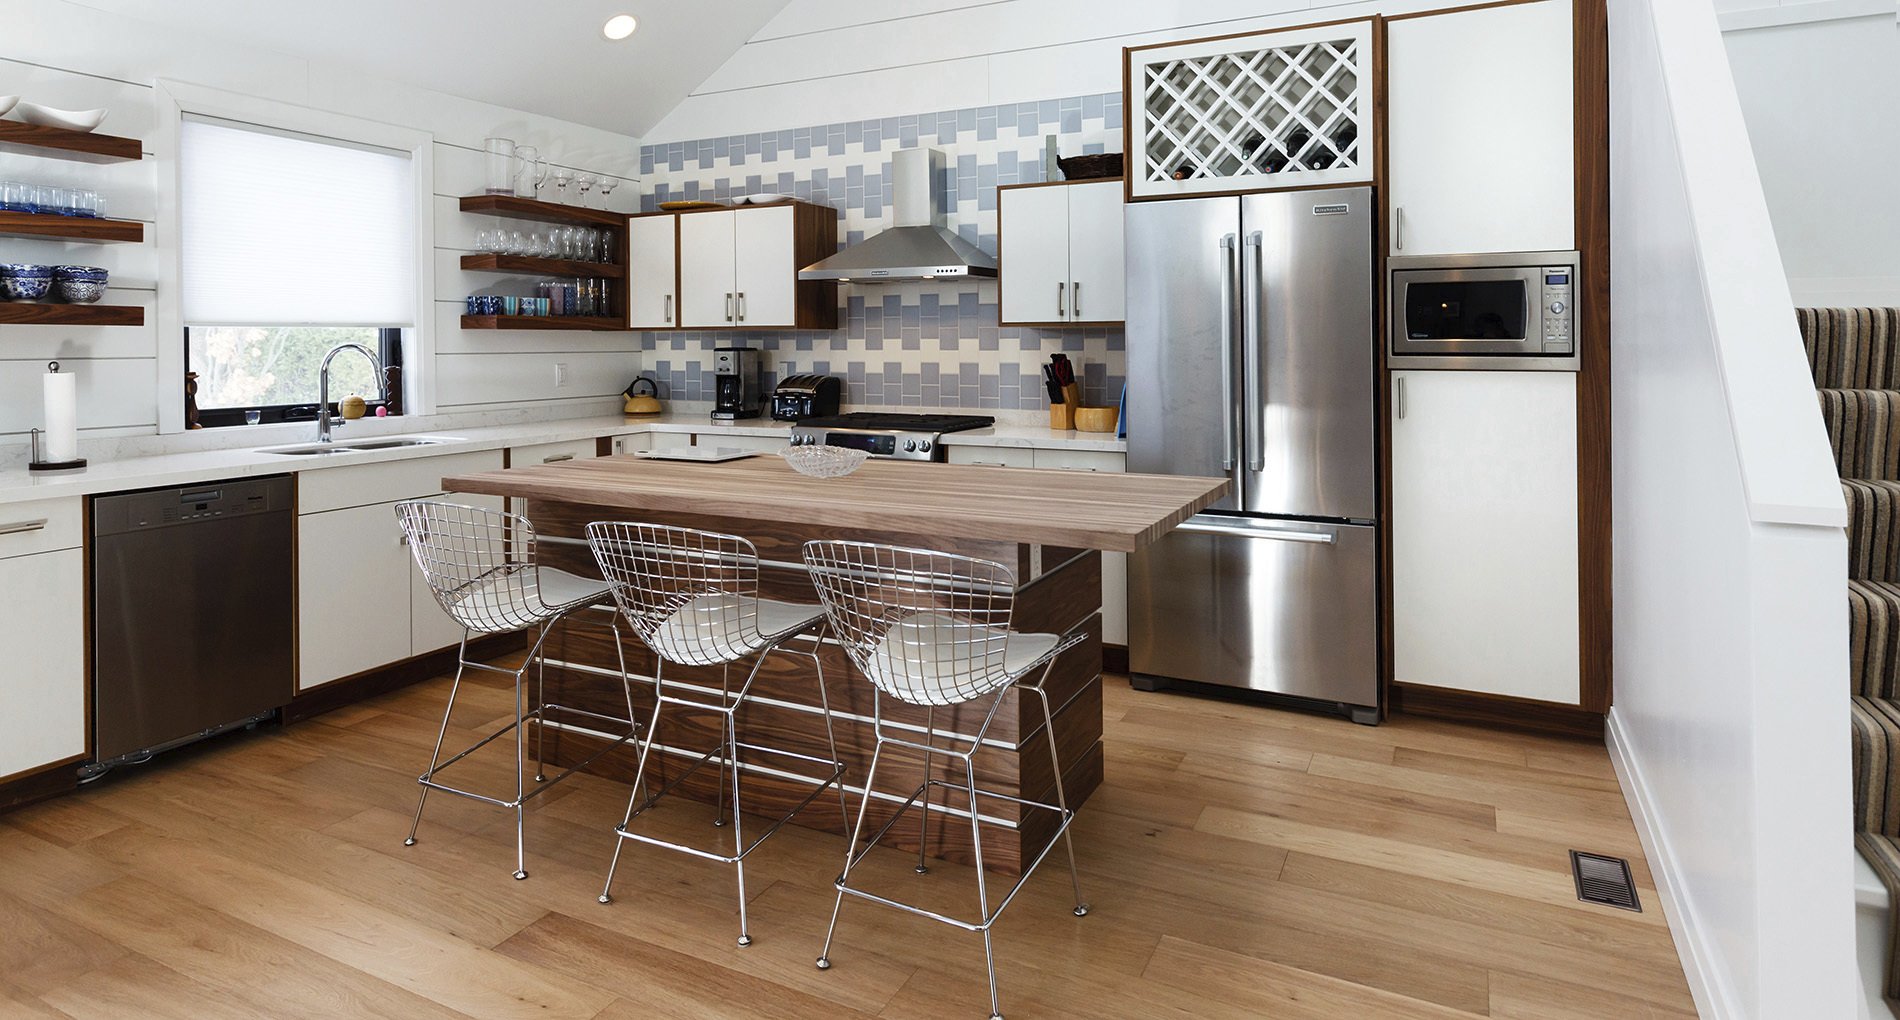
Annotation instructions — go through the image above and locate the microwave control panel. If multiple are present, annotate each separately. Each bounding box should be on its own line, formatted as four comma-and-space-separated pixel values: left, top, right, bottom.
1541, 267, 1575, 354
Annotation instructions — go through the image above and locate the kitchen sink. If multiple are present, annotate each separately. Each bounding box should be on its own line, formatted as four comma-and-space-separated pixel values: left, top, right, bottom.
256, 436, 459, 456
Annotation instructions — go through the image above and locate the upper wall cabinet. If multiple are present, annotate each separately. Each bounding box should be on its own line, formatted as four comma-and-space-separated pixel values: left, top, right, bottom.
1125, 19, 1376, 200
999, 179, 1126, 327
673, 202, 838, 331
626, 213, 678, 329
1386, 0, 1575, 256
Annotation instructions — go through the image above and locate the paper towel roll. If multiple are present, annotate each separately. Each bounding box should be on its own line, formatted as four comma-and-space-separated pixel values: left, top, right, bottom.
42, 364, 77, 463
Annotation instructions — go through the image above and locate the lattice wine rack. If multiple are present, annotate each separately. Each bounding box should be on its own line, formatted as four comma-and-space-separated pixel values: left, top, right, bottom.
1126, 20, 1376, 198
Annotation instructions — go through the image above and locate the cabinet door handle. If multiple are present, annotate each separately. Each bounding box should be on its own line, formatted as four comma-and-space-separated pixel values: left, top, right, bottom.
0, 518, 48, 537
1073, 281, 1082, 318
663, 294, 672, 323
1395, 206, 1404, 251
1396, 376, 1405, 420
542, 453, 575, 463
1057, 281, 1066, 318
736, 291, 746, 322
725, 293, 734, 322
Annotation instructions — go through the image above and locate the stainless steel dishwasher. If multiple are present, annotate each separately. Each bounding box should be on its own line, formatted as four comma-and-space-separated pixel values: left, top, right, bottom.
90, 475, 295, 769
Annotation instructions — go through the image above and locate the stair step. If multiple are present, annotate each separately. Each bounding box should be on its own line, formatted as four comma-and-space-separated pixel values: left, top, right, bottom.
1821, 389, 1900, 481
1804, 308, 1900, 390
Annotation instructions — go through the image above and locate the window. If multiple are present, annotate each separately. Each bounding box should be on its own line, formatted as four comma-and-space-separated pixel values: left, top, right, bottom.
179, 115, 417, 427
187, 326, 403, 428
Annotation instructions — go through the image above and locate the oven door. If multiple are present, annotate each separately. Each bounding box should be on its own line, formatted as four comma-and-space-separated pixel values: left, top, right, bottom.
1390, 265, 1540, 356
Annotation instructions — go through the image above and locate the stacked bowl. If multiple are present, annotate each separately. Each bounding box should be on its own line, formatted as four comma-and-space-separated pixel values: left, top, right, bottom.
0, 263, 107, 302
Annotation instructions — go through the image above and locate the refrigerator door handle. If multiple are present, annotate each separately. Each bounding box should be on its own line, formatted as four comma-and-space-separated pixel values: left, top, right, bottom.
1243, 230, 1266, 472
1218, 233, 1238, 472
1177, 516, 1338, 544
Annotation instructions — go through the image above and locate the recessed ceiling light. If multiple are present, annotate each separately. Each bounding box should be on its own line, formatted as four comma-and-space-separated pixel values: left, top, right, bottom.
602, 14, 637, 40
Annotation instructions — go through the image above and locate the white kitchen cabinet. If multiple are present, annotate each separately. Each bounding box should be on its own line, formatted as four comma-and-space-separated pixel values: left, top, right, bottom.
1386, 0, 1575, 256
626, 214, 678, 329
676, 204, 836, 329
946, 444, 1035, 468
1391, 370, 1579, 704
301, 502, 413, 687
0, 543, 85, 779
297, 450, 506, 690
510, 438, 599, 468
999, 180, 1124, 326
690, 432, 789, 453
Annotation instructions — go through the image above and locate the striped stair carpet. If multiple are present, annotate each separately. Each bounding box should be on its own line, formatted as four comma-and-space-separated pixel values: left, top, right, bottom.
1804, 307, 1900, 1010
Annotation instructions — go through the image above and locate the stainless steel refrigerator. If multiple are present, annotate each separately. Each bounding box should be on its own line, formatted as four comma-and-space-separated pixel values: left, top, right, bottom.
1125, 187, 1380, 724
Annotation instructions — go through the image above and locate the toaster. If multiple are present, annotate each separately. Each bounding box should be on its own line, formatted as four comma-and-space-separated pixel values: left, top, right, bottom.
770, 374, 842, 421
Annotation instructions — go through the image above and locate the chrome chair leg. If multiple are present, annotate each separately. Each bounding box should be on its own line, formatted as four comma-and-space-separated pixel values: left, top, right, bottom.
405, 630, 471, 847
713, 661, 731, 828
534, 619, 549, 783
966, 756, 1002, 1020
818, 740, 883, 970
1031, 679, 1088, 916
512, 654, 529, 881
916, 707, 935, 875
729, 709, 752, 947
601, 692, 666, 905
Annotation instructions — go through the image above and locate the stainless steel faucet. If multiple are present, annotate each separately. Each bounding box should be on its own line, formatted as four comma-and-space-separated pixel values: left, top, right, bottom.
317, 343, 386, 443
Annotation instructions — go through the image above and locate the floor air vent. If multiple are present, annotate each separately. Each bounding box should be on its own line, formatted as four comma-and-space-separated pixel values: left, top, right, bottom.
1570, 850, 1641, 911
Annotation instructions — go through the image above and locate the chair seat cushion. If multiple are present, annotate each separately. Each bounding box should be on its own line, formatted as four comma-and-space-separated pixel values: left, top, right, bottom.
649, 593, 825, 666
535, 567, 615, 612
862, 611, 1061, 706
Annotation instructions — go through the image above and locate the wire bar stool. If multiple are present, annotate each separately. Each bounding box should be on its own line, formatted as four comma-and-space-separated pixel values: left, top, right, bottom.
802, 540, 1090, 1020
588, 521, 848, 947
394, 500, 640, 880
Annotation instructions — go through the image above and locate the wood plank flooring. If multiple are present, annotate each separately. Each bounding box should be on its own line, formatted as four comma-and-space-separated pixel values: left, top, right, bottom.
0, 658, 1696, 1019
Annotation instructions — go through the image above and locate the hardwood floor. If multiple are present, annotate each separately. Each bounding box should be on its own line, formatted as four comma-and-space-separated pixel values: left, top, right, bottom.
0, 658, 1696, 1019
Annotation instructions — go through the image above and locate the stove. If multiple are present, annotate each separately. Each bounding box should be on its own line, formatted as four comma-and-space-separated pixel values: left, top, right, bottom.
788, 412, 995, 461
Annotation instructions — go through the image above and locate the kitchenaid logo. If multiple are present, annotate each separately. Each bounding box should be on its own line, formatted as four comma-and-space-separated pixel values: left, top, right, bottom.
1312, 203, 1350, 216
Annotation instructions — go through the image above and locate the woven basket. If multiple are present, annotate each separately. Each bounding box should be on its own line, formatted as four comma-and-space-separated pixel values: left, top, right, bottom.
1057, 153, 1124, 181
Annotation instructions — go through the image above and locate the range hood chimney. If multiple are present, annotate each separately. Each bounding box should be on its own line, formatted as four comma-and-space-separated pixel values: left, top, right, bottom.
798, 147, 998, 283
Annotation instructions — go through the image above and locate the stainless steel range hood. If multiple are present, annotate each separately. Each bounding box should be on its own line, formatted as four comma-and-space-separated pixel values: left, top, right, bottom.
799, 147, 997, 283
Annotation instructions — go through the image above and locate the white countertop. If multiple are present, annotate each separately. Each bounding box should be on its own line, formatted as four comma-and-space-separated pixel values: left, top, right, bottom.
0, 412, 1124, 507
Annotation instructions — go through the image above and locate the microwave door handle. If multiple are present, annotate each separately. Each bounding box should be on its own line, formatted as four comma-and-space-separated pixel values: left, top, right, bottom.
1218, 234, 1237, 473
1243, 231, 1265, 473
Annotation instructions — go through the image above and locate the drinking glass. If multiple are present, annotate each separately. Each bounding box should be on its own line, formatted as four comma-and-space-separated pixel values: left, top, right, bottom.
531, 158, 551, 198
597, 229, 614, 263
244, 410, 262, 426
553, 167, 572, 202
576, 173, 595, 208
76, 191, 98, 218
0, 181, 27, 213
597, 176, 619, 210
507, 230, 527, 255
484, 137, 516, 195
512, 145, 539, 198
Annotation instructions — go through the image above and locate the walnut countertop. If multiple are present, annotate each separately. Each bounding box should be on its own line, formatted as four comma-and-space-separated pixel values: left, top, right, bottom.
442, 454, 1225, 553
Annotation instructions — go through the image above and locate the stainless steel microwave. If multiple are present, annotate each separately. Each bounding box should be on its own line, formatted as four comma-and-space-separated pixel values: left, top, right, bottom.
1388, 251, 1580, 371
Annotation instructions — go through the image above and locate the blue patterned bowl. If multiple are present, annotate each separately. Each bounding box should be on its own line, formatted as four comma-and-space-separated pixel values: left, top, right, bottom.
56, 278, 105, 303
0, 264, 53, 301
54, 265, 107, 282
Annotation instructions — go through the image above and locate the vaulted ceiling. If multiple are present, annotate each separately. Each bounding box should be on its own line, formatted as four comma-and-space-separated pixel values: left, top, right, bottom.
73, 0, 790, 138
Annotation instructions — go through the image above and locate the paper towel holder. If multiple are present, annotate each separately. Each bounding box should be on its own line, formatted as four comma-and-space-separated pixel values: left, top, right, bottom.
29, 361, 86, 473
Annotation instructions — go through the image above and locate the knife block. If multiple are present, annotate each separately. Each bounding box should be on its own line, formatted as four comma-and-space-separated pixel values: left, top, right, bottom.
1048, 382, 1081, 430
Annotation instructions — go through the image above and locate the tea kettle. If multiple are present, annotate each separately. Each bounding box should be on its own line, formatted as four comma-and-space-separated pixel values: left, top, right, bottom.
622, 377, 662, 416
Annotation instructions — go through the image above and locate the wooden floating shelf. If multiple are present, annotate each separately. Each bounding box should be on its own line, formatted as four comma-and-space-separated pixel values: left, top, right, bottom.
0, 122, 143, 163
460, 314, 622, 332
458, 194, 625, 228
0, 210, 143, 243
0, 303, 143, 326
459, 253, 625, 278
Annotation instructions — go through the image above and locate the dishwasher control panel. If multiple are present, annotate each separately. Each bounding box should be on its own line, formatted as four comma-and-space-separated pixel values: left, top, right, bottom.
92, 475, 294, 535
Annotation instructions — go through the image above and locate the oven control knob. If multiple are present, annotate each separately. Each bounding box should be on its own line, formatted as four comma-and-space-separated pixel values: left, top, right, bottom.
919, 440, 932, 453
904, 439, 918, 452
1548, 300, 1567, 315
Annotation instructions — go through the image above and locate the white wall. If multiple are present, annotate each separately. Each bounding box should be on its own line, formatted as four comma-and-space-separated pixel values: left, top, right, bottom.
1720, 0, 1900, 306
0, 0, 644, 447
1608, 0, 1855, 1017
649, 0, 1469, 143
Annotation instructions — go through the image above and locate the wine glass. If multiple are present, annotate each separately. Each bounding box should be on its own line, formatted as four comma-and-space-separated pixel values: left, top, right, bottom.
576, 173, 596, 208
597, 176, 619, 210
507, 230, 527, 255
553, 167, 572, 203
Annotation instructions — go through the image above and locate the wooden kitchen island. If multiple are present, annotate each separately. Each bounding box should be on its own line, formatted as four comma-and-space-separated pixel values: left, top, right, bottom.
442, 454, 1224, 872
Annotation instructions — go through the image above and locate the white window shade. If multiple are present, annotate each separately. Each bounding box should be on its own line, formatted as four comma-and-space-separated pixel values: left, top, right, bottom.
181, 116, 416, 326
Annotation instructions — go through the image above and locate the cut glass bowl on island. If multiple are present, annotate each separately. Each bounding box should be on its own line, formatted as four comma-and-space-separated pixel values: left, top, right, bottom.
780, 445, 869, 478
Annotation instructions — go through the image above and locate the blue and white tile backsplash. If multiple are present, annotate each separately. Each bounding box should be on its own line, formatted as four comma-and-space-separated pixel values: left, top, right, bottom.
636, 92, 1126, 411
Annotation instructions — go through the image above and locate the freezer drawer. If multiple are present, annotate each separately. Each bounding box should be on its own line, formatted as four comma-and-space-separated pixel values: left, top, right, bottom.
1130, 515, 1377, 713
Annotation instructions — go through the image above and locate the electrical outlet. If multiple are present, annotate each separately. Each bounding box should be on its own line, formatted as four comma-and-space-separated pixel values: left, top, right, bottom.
553, 362, 569, 388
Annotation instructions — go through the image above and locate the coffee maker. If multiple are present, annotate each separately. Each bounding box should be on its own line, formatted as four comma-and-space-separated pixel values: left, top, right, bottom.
711, 347, 762, 421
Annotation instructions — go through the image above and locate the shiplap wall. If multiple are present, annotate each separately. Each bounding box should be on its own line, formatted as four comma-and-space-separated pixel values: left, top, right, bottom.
647, 0, 1462, 144
0, 0, 643, 446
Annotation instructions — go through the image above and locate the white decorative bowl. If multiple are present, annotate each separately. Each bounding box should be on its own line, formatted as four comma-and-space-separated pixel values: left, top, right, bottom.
16, 102, 106, 132
780, 445, 869, 478
0, 97, 17, 119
